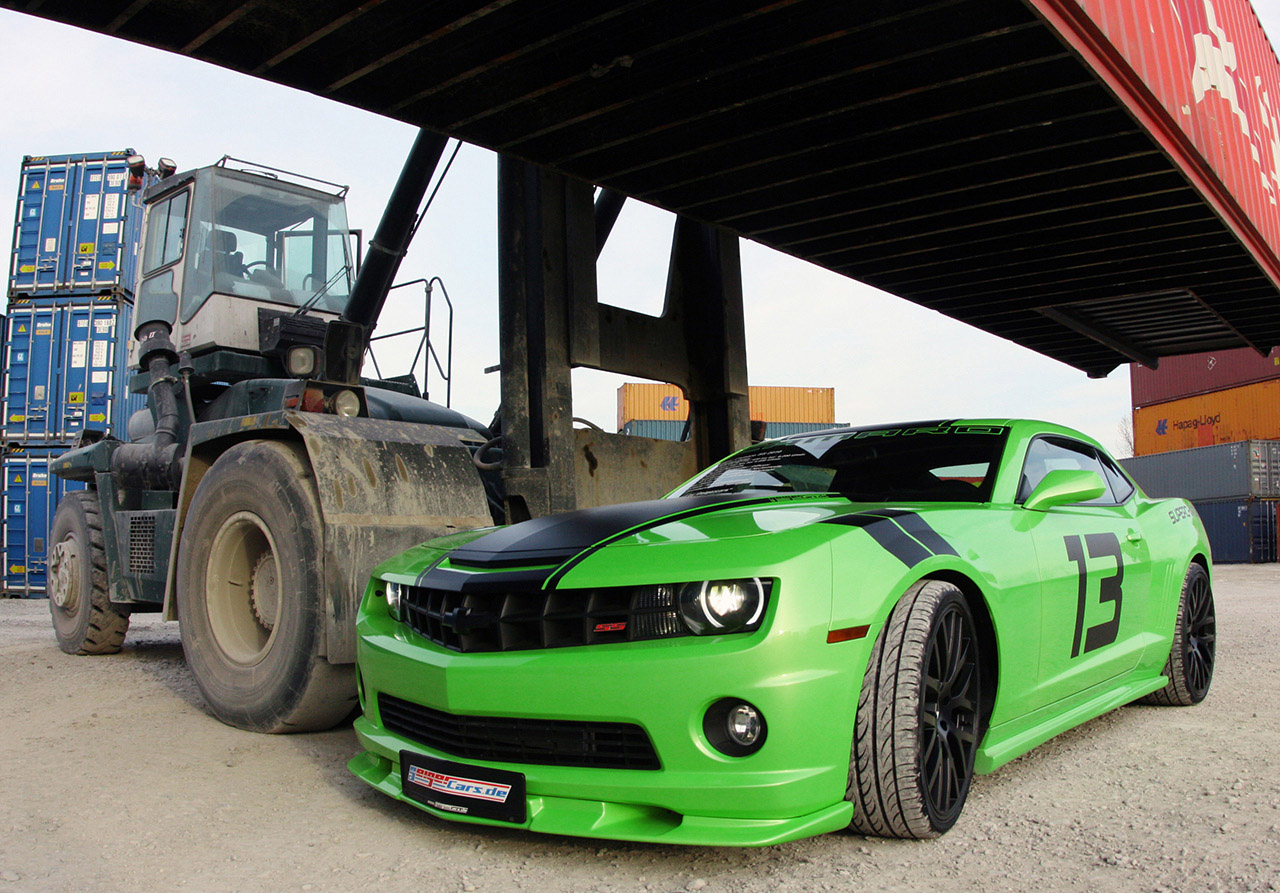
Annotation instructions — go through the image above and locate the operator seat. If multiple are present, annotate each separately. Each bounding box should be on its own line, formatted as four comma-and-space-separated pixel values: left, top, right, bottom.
212, 230, 246, 280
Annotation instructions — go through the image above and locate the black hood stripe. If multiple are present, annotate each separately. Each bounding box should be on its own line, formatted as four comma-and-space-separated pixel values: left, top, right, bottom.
544, 496, 783, 588
824, 510, 958, 567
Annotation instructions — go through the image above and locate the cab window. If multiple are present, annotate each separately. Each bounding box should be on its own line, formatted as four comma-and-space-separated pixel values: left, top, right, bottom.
141, 190, 189, 273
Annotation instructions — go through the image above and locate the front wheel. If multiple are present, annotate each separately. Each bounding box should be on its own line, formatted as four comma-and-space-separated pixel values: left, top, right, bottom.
48, 491, 129, 654
176, 440, 355, 732
848, 579, 984, 838
1141, 562, 1215, 707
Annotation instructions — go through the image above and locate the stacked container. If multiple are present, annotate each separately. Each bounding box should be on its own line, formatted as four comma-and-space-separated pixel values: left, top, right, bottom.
1121, 441, 1280, 564
617, 383, 838, 442
3, 150, 148, 596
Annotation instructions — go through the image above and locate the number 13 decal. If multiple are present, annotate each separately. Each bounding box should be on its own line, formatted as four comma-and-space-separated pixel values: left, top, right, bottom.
1063, 532, 1123, 658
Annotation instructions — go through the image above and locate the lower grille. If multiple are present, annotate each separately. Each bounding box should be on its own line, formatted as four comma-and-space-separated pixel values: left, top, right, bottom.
379, 694, 661, 770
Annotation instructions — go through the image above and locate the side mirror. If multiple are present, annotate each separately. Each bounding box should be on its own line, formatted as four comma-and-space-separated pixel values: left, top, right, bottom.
1023, 469, 1107, 511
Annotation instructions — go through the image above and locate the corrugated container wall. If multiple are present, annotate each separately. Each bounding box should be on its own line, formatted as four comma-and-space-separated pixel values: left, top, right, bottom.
617, 383, 835, 430
3, 446, 87, 596
1132, 380, 1280, 455
1191, 498, 1279, 564
8, 151, 148, 298
1120, 440, 1280, 500
620, 419, 838, 441
3, 295, 143, 444
1131, 347, 1280, 408
1065, 0, 1280, 272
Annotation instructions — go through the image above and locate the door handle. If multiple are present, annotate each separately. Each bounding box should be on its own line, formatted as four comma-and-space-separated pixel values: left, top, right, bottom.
1126, 530, 1143, 543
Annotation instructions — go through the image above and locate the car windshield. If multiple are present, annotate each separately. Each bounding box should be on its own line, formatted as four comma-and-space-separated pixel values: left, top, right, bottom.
670, 423, 1011, 503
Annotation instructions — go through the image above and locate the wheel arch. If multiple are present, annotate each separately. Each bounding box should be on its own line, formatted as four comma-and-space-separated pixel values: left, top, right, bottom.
162, 428, 306, 621
918, 569, 999, 741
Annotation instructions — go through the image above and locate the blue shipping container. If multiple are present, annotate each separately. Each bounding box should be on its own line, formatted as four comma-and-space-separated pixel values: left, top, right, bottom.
3, 446, 87, 597
8, 151, 148, 298
4, 295, 143, 444
1191, 499, 1279, 564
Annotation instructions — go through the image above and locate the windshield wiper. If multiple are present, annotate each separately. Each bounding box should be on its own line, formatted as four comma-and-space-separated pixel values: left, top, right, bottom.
293, 264, 352, 317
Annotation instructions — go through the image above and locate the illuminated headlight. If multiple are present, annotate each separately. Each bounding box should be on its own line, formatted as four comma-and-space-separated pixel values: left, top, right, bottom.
678, 578, 767, 635
286, 345, 318, 378
330, 389, 361, 417
384, 581, 402, 621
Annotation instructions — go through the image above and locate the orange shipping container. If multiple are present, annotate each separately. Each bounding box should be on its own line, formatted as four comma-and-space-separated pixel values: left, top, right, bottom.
616, 383, 835, 431
1133, 380, 1280, 456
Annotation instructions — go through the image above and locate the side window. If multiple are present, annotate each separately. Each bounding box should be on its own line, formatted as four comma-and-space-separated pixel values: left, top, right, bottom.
1017, 436, 1116, 505
141, 190, 189, 273
1099, 453, 1135, 503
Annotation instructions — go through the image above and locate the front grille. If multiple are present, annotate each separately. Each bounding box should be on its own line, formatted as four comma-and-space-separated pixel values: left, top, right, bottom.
379, 694, 660, 770
401, 583, 688, 653
128, 514, 156, 575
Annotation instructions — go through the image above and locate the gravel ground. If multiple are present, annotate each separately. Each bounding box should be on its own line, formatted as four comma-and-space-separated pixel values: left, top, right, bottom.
0, 564, 1276, 893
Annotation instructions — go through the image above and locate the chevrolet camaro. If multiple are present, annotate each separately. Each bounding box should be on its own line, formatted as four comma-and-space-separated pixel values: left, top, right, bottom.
348, 419, 1216, 845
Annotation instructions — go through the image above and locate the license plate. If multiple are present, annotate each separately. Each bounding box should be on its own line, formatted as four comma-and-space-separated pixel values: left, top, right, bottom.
399, 751, 527, 824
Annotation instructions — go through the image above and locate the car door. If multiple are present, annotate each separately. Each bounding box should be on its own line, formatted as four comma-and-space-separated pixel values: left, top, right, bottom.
1019, 437, 1152, 710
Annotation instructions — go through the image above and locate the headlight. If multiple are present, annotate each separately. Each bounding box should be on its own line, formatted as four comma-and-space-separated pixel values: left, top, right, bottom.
330, 389, 361, 417
678, 578, 767, 635
286, 345, 318, 377
384, 581, 402, 621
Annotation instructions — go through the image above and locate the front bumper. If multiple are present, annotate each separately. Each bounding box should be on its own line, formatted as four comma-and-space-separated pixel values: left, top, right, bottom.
349, 594, 876, 846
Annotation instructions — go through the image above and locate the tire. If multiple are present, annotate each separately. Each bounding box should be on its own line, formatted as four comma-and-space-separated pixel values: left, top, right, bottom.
176, 440, 355, 733
848, 579, 984, 838
48, 491, 130, 655
1141, 562, 1215, 707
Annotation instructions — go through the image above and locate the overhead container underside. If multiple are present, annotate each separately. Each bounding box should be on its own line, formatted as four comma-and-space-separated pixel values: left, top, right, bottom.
10, 0, 1280, 377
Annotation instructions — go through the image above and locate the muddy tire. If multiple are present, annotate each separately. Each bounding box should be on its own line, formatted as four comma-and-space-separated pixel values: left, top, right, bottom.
1141, 562, 1215, 707
176, 440, 355, 733
48, 491, 129, 654
847, 579, 984, 839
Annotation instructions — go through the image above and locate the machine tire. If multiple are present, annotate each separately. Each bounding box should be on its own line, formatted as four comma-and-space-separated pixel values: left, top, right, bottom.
1141, 563, 1215, 707
48, 491, 129, 654
847, 579, 983, 839
176, 440, 355, 733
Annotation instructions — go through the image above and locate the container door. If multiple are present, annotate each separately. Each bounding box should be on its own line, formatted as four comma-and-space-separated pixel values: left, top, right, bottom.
70, 158, 133, 293
3, 455, 33, 595
42, 161, 77, 294
4, 305, 61, 442
10, 160, 74, 294
75, 300, 125, 437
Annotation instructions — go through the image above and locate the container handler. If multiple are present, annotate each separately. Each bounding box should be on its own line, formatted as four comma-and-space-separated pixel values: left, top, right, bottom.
46, 132, 502, 733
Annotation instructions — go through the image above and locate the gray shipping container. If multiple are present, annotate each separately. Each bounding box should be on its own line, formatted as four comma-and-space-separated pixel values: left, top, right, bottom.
1120, 440, 1280, 501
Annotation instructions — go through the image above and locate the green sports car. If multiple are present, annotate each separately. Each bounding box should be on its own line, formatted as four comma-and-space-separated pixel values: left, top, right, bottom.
348, 419, 1216, 845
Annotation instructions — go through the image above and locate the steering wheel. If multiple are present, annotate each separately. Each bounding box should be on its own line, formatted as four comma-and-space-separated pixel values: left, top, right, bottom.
244, 260, 268, 271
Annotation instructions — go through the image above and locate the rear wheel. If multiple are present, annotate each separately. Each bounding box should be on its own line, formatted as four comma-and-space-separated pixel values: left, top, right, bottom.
1142, 563, 1215, 706
48, 491, 129, 654
176, 440, 355, 732
848, 579, 984, 838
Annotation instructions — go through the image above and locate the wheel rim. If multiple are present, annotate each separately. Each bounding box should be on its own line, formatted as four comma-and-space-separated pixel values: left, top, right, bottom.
920, 603, 981, 826
205, 511, 282, 666
1183, 574, 1215, 700
48, 536, 81, 612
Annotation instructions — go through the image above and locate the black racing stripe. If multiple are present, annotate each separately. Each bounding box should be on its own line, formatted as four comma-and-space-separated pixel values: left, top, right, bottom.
544, 496, 783, 588
418, 565, 557, 594
862, 510, 959, 557
824, 513, 931, 567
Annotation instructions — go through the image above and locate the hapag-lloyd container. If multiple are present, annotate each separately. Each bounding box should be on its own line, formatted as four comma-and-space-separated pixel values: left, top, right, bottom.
3, 295, 144, 444
1120, 440, 1280, 500
1131, 347, 1280, 409
616, 383, 835, 430
8, 150, 148, 298
1132, 380, 1280, 455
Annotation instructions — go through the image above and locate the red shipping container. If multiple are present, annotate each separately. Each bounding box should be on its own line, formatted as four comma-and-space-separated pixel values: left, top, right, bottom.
1131, 347, 1280, 408
1036, 0, 1280, 286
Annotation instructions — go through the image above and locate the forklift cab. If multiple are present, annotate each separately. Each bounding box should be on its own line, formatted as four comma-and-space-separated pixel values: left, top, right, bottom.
132, 158, 357, 364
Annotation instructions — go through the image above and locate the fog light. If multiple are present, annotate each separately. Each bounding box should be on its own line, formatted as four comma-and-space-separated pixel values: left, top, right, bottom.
704, 698, 767, 757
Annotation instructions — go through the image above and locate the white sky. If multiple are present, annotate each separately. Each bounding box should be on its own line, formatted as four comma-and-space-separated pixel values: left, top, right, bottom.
2, 2, 1279, 457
